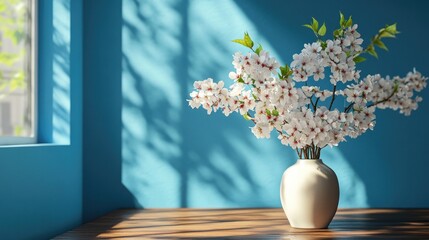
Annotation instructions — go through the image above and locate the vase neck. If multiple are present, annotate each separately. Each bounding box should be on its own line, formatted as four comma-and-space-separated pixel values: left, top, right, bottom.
297, 159, 323, 163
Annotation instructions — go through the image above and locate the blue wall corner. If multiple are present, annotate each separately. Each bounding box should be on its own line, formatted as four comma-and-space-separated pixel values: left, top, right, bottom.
82, 0, 136, 223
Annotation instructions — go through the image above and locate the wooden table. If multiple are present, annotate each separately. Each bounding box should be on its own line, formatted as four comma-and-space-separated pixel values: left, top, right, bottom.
55, 208, 429, 239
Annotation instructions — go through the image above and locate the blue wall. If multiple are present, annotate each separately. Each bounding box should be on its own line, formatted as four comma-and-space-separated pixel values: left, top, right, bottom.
0, 0, 83, 239
84, 0, 429, 220
82, 0, 429, 221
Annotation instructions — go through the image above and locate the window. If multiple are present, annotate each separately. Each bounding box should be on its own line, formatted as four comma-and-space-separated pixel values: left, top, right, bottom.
0, 0, 36, 144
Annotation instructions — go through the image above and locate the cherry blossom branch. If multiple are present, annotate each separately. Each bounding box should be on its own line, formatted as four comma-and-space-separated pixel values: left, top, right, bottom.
305, 92, 320, 112
344, 102, 354, 113
367, 88, 397, 108
328, 85, 337, 110
309, 96, 316, 109
316, 147, 321, 159
314, 97, 320, 111
295, 148, 300, 157
311, 143, 316, 158
299, 144, 321, 159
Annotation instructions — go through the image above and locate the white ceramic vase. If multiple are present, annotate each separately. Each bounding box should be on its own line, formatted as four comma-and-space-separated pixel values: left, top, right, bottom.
280, 159, 339, 229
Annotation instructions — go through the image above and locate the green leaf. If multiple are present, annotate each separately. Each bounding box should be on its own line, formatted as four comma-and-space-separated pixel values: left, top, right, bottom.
237, 77, 245, 83
265, 109, 272, 116
353, 56, 366, 63
4, 29, 24, 45
244, 32, 254, 48
379, 31, 396, 38
280, 65, 288, 76
367, 46, 378, 58
333, 29, 340, 37
232, 32, 254, 49
10, 71, 26, 91
318, 23, 327, 36
345, 51, 351, 57
280, 64, 292, 78
272, 109, 279, 116
0, 52, 20, 66
339, 12, 345, 27
243, 113, 252, 121
303, 24, 314, 31
255, 44, 263, 55
385, 23, 398, 34
374, 39, 388, 51
232, 39, 248, 47
312, 17, 319, 31
378, 24, 399, 39
14, 125, 24, 136
393, 83, 399, 93
0, 2, 6, 12
345, 16, 353, 28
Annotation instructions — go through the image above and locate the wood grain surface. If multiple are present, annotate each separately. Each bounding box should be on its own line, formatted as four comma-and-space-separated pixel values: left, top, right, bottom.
54, 208, 429, 239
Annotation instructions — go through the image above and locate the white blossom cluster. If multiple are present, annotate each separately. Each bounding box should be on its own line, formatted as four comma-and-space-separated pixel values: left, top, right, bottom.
344, 70, 426, 115
188, 24, 427, 153
291, 25, 362, 84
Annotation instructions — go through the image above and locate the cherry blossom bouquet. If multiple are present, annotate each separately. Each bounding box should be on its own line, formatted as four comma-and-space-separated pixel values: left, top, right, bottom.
188, 13, 427, 159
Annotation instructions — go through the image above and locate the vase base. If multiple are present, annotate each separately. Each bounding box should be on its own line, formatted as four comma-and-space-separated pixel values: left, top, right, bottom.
290, 224, 329, 229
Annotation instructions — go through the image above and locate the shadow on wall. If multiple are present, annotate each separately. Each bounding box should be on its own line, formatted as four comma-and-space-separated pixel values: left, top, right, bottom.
120, 0, 367, 208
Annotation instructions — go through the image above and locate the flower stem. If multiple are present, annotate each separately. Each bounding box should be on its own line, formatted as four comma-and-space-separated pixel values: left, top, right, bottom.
367, 88, 397, 108
344, 102, 354, 113
329, 85, 337, 110
314, 97, 320, 111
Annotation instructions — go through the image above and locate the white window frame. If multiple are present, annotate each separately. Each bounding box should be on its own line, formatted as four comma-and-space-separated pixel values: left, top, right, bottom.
0, 0, 37, 145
